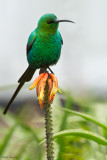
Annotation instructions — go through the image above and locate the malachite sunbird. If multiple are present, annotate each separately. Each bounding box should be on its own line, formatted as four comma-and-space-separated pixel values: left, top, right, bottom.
3, 13, 74, 114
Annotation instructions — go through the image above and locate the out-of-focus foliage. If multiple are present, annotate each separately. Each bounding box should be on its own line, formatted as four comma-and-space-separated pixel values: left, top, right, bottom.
0, 90, 107, 160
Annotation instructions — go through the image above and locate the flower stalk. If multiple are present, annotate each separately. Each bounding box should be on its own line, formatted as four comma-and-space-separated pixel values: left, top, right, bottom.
44, 81, 54, 160
29, 70, 62, 160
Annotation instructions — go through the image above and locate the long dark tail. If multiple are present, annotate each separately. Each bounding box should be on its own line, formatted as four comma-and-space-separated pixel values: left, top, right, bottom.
3, 67, 36, 115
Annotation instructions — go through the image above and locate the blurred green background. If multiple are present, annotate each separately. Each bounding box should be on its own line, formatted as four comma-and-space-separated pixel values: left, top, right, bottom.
0, 0, 107, 160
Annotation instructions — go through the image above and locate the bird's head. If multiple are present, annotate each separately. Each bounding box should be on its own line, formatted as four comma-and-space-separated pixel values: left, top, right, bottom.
37, 13, 74, 33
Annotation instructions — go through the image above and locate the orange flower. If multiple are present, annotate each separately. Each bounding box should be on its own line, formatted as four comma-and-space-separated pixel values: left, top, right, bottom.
29, 73, 45, 90
29, 72, 62, 109
37, 73, 48, 109
49, 73, 62, 103
48, 78, 53, 99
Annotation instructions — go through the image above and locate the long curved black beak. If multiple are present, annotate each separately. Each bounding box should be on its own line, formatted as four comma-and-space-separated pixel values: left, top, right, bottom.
54, 19, 75, 23
47, 19, 75, 24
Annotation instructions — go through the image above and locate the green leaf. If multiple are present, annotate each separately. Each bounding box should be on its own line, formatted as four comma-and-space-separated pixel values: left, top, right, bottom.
0, 124, 17, 155
40, 129, 107, 146
58, 107, 107, 130
20, 123, 40, 143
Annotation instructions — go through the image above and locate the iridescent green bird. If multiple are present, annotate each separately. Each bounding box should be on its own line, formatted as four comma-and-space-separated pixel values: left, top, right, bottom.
3, 13, 74, 114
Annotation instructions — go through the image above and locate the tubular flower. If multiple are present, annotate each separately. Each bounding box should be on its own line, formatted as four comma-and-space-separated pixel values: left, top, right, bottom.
37, 73, 48, 109
48, 78, 53, 97
29, 72, 62, 109
49, 74, 62, 103
29, 73, 45, 90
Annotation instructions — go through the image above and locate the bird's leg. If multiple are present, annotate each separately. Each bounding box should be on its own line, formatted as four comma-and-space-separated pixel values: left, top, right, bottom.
39, 67, 54, 76
48, 67, 54, 74
39, 68, 49, 75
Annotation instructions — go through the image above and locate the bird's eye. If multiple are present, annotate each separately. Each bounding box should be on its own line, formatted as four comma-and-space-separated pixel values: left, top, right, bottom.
47, 21, 54, 24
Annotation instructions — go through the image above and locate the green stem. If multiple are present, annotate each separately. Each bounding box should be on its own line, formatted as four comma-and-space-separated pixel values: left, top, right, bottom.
44, 81, 54, 160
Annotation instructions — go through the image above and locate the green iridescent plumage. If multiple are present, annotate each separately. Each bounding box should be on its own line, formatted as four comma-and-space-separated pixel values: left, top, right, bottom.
4, 13, 74, 114
27, 14, 62, 69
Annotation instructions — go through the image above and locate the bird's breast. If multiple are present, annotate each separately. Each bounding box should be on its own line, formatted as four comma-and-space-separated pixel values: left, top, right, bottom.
27, 33, 62, 69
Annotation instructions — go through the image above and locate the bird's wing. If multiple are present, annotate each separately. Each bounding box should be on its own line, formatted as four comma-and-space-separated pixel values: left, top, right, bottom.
26, 30, 37, 55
